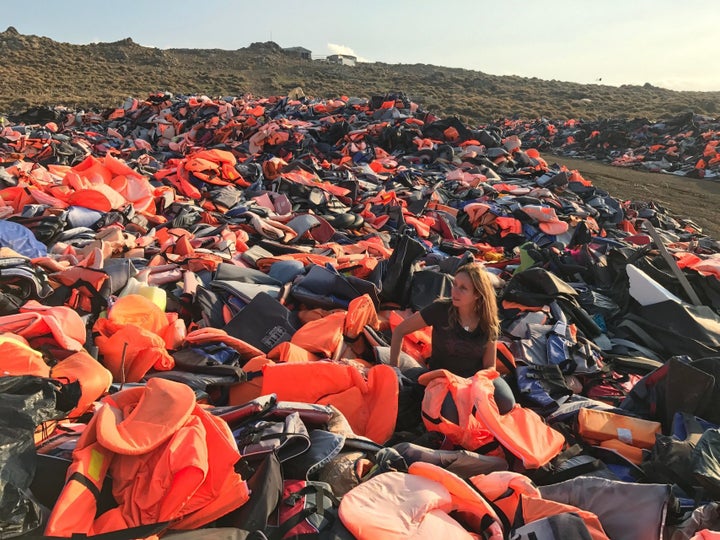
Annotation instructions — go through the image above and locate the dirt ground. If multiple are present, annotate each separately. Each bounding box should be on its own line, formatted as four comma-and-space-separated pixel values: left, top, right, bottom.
543, 154, 720, 239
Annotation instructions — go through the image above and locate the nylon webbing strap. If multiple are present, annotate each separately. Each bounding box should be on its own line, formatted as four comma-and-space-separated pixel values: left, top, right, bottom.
269, 484, 339, 540
496, 342, 517, 374
68, 471, 102, 505
421, 411, 442, 425
464, 477, 512, 534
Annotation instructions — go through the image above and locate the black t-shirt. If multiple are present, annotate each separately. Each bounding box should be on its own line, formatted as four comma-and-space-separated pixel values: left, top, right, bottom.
419, 299, 489, 378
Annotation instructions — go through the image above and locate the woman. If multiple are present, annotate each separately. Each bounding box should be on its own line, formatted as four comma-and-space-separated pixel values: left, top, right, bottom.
389, 262, 515, 412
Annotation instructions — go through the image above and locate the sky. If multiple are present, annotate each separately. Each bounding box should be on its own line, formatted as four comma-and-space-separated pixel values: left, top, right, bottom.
4, 0, 720, 92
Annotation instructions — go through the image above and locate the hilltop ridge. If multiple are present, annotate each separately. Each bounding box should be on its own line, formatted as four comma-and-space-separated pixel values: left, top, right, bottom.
1, 28, 719, 123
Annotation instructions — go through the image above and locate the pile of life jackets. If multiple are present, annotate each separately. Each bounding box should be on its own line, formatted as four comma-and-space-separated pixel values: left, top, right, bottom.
491, 112, 720, 179
1, 91, 720, 538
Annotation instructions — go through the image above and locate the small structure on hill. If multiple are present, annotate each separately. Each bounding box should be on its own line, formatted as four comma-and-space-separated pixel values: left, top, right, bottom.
327, 54, 357, 66
283, 46, 312, 60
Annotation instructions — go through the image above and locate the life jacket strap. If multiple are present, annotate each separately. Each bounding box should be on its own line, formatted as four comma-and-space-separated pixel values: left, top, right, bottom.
68, 471, 102, 505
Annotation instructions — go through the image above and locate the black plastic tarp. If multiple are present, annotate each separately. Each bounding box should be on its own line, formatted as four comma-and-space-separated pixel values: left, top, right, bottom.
0, 376, 78, 538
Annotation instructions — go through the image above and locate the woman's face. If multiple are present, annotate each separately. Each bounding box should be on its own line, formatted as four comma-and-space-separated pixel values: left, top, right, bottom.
451, 272, 479, 311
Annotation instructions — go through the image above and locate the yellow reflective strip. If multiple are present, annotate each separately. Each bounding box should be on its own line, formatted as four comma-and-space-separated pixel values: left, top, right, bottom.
88, 448, 104, 482
0, 336, 41, 355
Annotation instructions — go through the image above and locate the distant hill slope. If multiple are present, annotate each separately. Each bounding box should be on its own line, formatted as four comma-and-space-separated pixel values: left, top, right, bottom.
1, 27, 719, 123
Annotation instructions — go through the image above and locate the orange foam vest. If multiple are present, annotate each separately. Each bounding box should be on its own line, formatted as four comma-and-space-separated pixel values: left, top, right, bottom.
420, 368, 565, 468
261, 361, 398, 444
45, 378, 249, 537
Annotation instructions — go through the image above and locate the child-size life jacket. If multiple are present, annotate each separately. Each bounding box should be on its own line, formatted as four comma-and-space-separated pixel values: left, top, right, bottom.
420, 368, 565, 468
44, 378, 249, 537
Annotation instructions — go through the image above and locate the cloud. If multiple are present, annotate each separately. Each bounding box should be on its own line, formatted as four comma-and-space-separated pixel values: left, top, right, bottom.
326, 43, 369, 63
327, 43, 354, 56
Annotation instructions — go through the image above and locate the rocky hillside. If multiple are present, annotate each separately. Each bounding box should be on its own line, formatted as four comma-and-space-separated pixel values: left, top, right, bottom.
1, 26, 719, 123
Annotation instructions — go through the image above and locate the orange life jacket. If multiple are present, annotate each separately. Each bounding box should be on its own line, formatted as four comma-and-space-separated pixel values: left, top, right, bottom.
49, 350, 113, 419
496, 341, 517, 376
420, 369, 565, 468
388, 310, 432, 362
93, 321, 173, 383
0, 301, 86, 354
51, 265, 111, 315
45, 378, 249, 537
691, 531, 720, 540
93, 294, 176, 382
343, 294, 380, 341
261, 362, 398, 444
0, 333, 49, 377
228, 355, 274, 406
267, 341, 320, 363
470, 471, 609, 539
577, 408, 661, 464
290, 311, 345, 357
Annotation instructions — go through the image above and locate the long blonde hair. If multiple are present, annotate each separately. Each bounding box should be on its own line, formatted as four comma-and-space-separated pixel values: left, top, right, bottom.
448, 262, 500, 341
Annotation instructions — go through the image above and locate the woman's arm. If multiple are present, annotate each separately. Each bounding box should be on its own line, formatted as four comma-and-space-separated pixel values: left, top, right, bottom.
482, 340, 497, 370
389, 311, 428, 367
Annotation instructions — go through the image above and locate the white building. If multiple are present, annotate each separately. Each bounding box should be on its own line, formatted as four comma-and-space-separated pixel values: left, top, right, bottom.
327, 54, 357, 67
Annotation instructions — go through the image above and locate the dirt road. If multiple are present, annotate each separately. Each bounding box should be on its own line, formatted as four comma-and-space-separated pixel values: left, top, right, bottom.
544, 155, 720, 239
